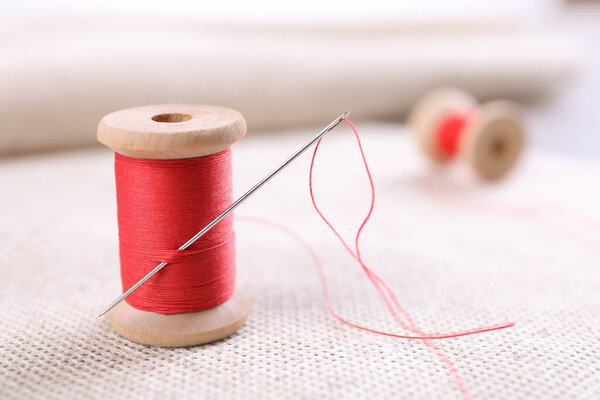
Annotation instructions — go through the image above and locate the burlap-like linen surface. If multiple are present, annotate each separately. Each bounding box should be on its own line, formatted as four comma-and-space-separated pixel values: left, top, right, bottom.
1, 124, 598, 399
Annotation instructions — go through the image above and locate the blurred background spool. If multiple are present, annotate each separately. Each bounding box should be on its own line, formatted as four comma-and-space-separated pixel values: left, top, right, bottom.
97, 104, 251, 347
409, 87, 525, 180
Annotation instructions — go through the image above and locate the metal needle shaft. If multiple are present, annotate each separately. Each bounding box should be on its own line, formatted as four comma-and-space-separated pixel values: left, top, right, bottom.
98, 111, 349, 317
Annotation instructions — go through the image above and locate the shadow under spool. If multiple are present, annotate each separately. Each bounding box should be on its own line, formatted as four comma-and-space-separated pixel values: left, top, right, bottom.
97, 104, 251, 347
409, 88, 525, 180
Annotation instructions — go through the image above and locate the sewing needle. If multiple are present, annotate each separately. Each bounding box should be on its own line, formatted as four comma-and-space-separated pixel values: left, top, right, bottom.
98, 111, 349, 317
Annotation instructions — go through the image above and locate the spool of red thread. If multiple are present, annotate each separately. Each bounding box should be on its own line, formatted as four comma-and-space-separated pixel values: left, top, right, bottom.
97, 105, 251, 347
409, 88, 525, 180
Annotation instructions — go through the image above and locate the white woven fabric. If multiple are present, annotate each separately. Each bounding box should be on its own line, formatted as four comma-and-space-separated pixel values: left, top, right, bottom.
1, 124, 599, 399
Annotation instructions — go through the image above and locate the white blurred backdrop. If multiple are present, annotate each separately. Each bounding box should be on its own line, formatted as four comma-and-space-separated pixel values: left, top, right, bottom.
0, 0, 597, 158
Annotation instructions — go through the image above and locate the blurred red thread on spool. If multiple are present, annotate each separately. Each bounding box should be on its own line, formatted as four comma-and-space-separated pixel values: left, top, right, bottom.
437, 110, 474, 157
115, 150, 236, 314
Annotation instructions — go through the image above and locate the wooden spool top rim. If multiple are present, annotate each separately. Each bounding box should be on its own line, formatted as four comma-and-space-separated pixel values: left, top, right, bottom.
97, 104, 247, 159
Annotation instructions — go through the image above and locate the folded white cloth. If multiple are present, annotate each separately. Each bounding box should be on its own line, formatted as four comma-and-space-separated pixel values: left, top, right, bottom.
0, 13, 581, 155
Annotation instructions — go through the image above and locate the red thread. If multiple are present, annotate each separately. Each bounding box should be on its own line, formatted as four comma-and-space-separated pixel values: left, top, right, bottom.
308, 118, 514, 399
437, 110, 474, 157
309, 118, 513, 339
115, 150, 236, 314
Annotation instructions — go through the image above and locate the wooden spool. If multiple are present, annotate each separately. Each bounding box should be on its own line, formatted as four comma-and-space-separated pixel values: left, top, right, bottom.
97, 104, 251, 347
409, 87, 525, 180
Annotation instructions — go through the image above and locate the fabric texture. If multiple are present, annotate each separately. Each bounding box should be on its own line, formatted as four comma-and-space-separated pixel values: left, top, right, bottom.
1, 124, 599, 399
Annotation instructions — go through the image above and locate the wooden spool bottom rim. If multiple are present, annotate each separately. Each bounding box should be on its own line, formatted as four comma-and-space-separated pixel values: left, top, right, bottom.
108, 290, 251, 347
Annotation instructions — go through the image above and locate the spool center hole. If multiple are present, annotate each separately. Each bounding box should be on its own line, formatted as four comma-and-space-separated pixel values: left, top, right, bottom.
490, 139, 505, 157
152, 113, 193, 123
